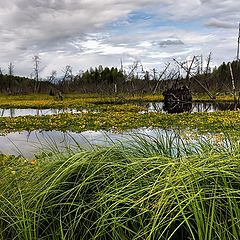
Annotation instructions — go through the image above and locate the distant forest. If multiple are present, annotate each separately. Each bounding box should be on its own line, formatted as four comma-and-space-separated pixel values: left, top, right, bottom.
0, 60, 240, 97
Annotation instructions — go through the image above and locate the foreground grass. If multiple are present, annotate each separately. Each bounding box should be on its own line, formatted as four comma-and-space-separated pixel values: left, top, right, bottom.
1, 135, 240, 239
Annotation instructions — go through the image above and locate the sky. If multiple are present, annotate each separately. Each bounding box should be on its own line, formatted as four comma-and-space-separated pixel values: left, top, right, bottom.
0, 0, 239, 78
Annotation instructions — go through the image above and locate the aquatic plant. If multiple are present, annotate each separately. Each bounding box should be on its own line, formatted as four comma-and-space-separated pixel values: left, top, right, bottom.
0, 109, 240, 133
0, 93, 239, 134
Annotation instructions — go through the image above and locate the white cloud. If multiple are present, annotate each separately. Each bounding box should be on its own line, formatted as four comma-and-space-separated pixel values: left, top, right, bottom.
0, 0, 239, 76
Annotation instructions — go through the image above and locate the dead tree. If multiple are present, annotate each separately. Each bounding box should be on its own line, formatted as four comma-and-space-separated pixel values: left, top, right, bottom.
237, 22, 240, 60
60, 65, 72, 92
48, 70, 57, 83
173, 58, 215, 99
205, 52, 212, 75
229, 62, 237, 107
198, 54, 203, 74
8, 62, 14, 94
8, 62, 14, 76
152, 63, 170, 95
33, 55, 40, 93
62, 65, 72, 82
125, 60, 142, 95
186, 57, 196, 87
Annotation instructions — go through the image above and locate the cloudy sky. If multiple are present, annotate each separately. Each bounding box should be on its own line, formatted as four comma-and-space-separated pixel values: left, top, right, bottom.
0, 0, 239, 78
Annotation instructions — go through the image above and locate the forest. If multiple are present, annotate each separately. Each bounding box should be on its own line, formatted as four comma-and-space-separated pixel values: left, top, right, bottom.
1, 59, 240, 97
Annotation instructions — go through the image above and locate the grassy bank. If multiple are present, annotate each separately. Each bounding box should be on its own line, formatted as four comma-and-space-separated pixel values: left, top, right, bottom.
1, 135, 240, 239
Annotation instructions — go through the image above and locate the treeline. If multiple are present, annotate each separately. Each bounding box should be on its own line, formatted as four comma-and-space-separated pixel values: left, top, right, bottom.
0, 74, 52, 94
63, 66, 155, 94
182, 60, 240, 94
0, 61, 240, 96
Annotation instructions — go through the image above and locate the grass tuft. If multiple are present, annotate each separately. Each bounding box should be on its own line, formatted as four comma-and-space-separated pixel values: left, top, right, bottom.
1, 134, 240, 239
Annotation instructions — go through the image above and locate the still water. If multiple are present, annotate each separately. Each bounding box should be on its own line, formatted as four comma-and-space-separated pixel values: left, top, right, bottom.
145, 101, 237, 113
0, 128, 226, 158
0, 102, 237, 117
0, 129, 160, 157
0, 108, 84, 117
0, 102, 234, 157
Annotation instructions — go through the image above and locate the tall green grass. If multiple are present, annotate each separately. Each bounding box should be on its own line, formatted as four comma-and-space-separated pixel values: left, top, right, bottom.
1, 133, 240, 239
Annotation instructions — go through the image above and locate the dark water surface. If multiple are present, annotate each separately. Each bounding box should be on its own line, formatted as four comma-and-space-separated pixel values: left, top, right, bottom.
144, 101, 237, 113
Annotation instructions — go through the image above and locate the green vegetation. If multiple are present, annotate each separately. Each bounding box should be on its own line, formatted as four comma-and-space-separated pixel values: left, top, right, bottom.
0, 93, 163, 109
0, 92, 240, 239
1, 135, 240, 239
0, 104, 240, 133
0, 93, 238, 134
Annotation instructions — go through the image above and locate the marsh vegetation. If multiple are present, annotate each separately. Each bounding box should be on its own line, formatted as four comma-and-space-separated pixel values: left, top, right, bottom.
1, 134, 240, 239
0, 90, 240, 239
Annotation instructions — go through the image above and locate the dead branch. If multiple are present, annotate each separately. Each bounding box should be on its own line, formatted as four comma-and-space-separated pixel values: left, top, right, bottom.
173, 58, 215, 99
152, 63, 171, 95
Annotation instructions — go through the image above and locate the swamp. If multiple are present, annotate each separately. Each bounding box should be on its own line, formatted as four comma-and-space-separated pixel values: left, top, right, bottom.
1, 1, 240, 238
1, 92, 240, 239
0, 57, 240, 240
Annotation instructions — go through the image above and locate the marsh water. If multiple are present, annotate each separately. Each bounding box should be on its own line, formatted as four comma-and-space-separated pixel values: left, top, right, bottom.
0, 101, 235, 157
0, 108, 84, 117
0, 101, 237, 117
0, 128, 226, 158
0, 129, 143, 157
0, 129, 166, 157
145, 101, 238, 113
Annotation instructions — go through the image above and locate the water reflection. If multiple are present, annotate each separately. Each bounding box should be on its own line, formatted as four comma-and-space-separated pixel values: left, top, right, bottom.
163, 102, 192, 114
0, 102, 238, 117
0, 128, 228, 158
0, 129, 146, 157
145, 101, 239, 113
0, 128, 185, 157
0, 108, 84, 117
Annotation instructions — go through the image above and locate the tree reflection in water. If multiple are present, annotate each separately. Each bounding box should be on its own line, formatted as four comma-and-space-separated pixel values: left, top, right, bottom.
163, 102, 192, 114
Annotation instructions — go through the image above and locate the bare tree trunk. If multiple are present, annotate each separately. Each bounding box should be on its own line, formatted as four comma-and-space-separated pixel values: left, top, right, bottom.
33, 55, 40, 93
8, 62, 14, 94
237, 23, 240, 60
186, 56, 195, 87
205, 52, 212, 75
229, 62, 237, 107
